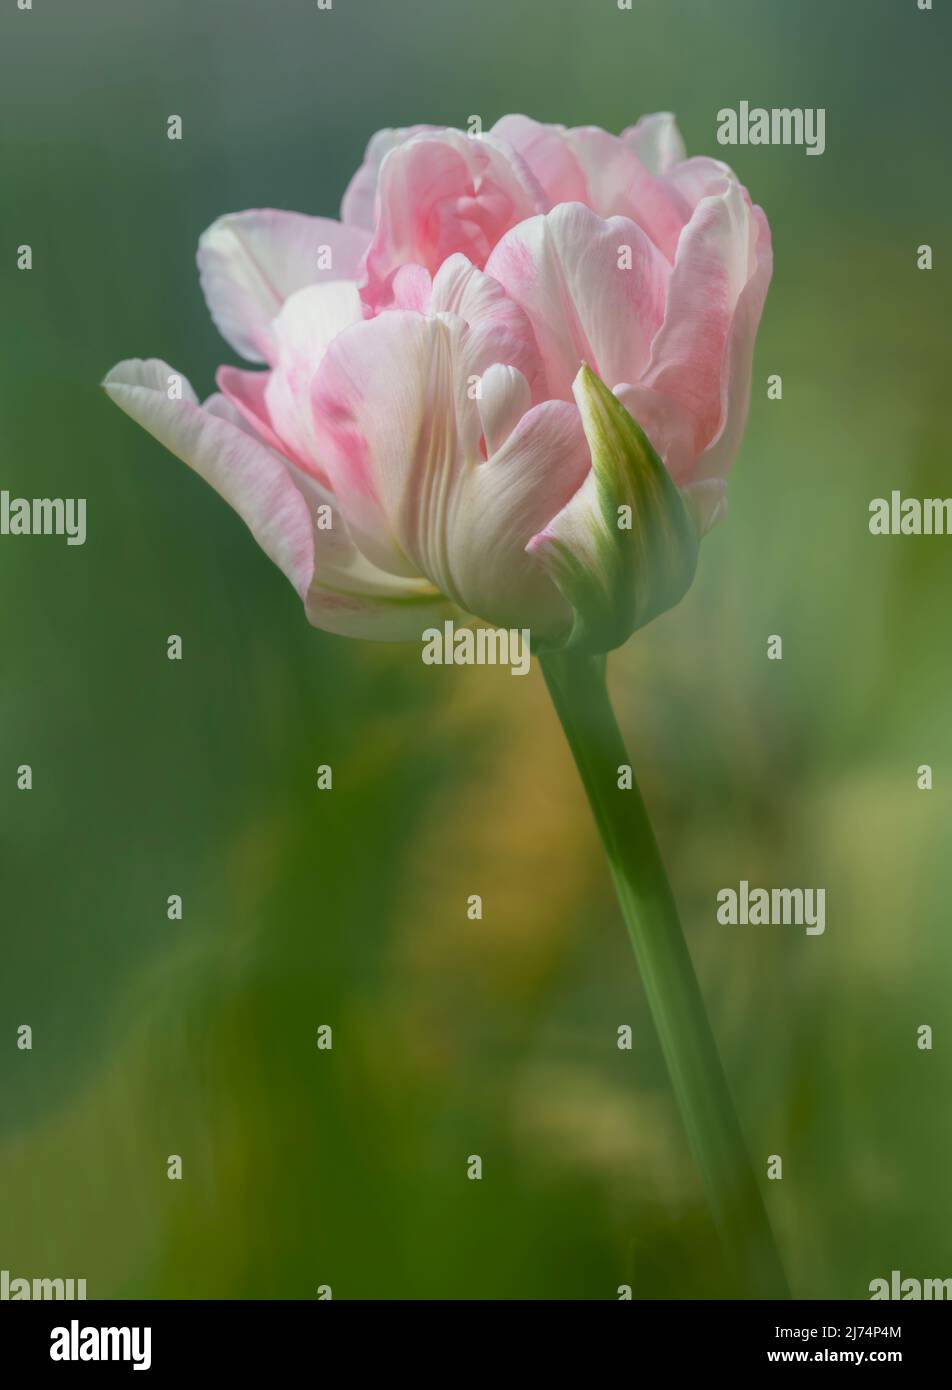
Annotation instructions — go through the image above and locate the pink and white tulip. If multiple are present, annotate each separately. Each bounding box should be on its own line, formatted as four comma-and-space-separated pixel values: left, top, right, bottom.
105, 113, 771, 652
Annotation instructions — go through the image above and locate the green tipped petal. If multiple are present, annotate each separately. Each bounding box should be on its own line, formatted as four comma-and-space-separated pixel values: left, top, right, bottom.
531, 365, 701, 653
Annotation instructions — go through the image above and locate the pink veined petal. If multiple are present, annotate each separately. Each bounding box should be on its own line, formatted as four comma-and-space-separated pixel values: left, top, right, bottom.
662, 156, 736, 211
207, 395, 457, 640
103, 358, 315, 597
562, 126, 688, 261
693, 203, 773, 481
360, 130, 545, 312
312, 310, 475, 588
197, 210, 370, 365
215, 365, 304, 464
490, 115, 589, 205
263, 280, 364, 479
312, 308, 581, 635
388, 263, 433, 312
492, 116, 688, 261
486, 202, 670, 404
429, 253, 544, 401
340, 124, 437, 231
103, 359, 452, 641
633, 180, 762, 481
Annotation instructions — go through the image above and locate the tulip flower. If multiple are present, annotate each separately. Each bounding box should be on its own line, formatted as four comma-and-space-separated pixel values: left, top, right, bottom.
105, 114, 785, 1297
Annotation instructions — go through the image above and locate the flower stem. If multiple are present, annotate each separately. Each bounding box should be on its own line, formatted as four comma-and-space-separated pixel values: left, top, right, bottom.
539, 647, 789, 1299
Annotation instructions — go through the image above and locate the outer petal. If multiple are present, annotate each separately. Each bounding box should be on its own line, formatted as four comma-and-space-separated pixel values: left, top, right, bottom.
629, 182, 769, 482
197, 210, 370, 364
621, 113, 687, 176
561, 126, 688, 261
485, 203, 669, 403
361, 130, 545, 311
340, 125, 437, 231
493, 117, 687, 260
490, 115, 589, 205
692, 204, 773, 481
103, 359, 453, 641
104, 358, 315, 596
663, 155, 735, 210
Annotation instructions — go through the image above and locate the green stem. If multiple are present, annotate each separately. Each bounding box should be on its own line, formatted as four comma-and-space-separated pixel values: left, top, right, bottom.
540, 647, 789, 1299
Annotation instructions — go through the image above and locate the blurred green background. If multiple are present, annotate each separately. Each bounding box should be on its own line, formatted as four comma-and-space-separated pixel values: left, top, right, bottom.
1, 0, 950, 1300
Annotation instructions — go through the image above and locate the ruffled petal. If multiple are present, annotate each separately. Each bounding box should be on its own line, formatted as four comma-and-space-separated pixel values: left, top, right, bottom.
361, 130, 545, 311
340, 125, 437, 231
104, 359, 451, 640
631, 181, 768, 481
621, 112, 687, 175
312, 309, 585, 635
486, 203, 669, 402
197, 210, 370, 364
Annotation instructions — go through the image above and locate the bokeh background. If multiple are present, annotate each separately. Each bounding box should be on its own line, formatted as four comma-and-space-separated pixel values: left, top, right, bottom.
1, 0, 950, 1300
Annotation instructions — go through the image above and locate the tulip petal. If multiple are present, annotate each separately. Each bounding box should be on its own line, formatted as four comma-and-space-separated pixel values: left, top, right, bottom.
452, 398, 590, 636
264, 280, 364, 479
216, 365, 299, 462
634, 182, 767, 481
621, 112, 687, 176
430, 253, 544, 400
486, 202, 669, 403
313, 310, 482, 587
561, 126, 688, 260
494, 116, 688, 260
104, 359, 452, 641
197, 210, 370, 364
693, 204, 773, 481
361, 130, 545, 310
490, 115, 589, 205
477, 363, 531, 456
340, 125, 437, 231
313, 309, 586, 635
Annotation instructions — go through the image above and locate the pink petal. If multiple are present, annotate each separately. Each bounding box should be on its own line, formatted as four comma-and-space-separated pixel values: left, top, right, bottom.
312, 307, 582, 635
492, 116, 688, 261
430, 253, 544, 400
490, 115, 588, 205
633, 181, 767, 481
562, 126, 688, 261
620, 112, 686, 176
451, 399, 590, 636
263, 280, 364, 479
693, 203, 773, 481
340, 125, 437, 231
104, 359, 452, 640
486, 202, 670, 403
103, 358, 315, 596
360, 130, 544, 311
197, 209, 370, 364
